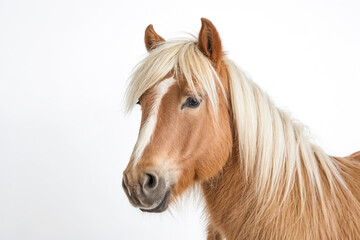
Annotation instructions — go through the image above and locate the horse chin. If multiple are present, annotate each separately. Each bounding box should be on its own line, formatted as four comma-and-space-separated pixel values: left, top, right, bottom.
140, 191, 171, 213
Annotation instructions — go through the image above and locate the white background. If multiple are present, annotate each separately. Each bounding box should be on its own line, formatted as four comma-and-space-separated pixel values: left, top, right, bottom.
1, 0, 360, 239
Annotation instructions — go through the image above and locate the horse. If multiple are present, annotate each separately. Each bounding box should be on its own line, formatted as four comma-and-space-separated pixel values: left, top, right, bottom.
122, 18, 360, 239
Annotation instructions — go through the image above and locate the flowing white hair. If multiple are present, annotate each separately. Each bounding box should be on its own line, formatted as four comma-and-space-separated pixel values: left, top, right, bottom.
225, 59, 353, 224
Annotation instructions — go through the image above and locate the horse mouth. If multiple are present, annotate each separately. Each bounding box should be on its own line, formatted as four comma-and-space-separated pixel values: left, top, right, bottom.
140, 191, 170, 213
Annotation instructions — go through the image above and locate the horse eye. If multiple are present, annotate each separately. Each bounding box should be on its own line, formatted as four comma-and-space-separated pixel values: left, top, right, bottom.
182, 97, 201, 109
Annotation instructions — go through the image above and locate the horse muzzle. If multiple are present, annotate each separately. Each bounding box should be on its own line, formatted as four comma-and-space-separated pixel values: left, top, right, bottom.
122, 171, 170, 213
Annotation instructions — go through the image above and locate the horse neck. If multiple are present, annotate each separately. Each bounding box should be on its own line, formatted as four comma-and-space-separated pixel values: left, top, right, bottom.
202, 78, 360, 238
203, 103, 338, 239
201, 63, 360, 238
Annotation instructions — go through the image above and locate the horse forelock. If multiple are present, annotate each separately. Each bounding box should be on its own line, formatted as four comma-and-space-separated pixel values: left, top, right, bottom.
124, 39, 224, 116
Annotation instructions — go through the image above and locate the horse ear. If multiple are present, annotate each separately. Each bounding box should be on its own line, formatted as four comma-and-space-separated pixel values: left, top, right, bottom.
144, 24, 165, 52
198, 18, 223, 66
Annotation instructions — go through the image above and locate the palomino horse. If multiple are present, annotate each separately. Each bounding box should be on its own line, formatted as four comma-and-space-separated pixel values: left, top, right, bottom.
122, 18, 360, 239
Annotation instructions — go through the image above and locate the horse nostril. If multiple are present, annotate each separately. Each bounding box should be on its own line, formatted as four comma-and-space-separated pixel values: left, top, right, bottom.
143, 173, 158, 190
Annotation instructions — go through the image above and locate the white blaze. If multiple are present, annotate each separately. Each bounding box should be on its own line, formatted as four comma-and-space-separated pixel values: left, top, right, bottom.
132, 77, 176, 166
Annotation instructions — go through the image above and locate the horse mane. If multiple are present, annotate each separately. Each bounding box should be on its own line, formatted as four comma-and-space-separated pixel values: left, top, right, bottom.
225, 59, 353, 218
224, 60, 360, 237
125, 39, 360, 234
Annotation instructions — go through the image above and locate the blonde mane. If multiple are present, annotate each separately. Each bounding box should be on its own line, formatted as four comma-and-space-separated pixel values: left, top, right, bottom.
225, 59, 355, 224
125, 39, 360, 237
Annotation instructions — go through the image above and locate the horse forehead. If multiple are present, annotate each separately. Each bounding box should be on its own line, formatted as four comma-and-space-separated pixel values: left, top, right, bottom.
139, 77, 176, 114
155, 77, 177, 96
148, 77, 177, 109
143, 77, 177, 101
